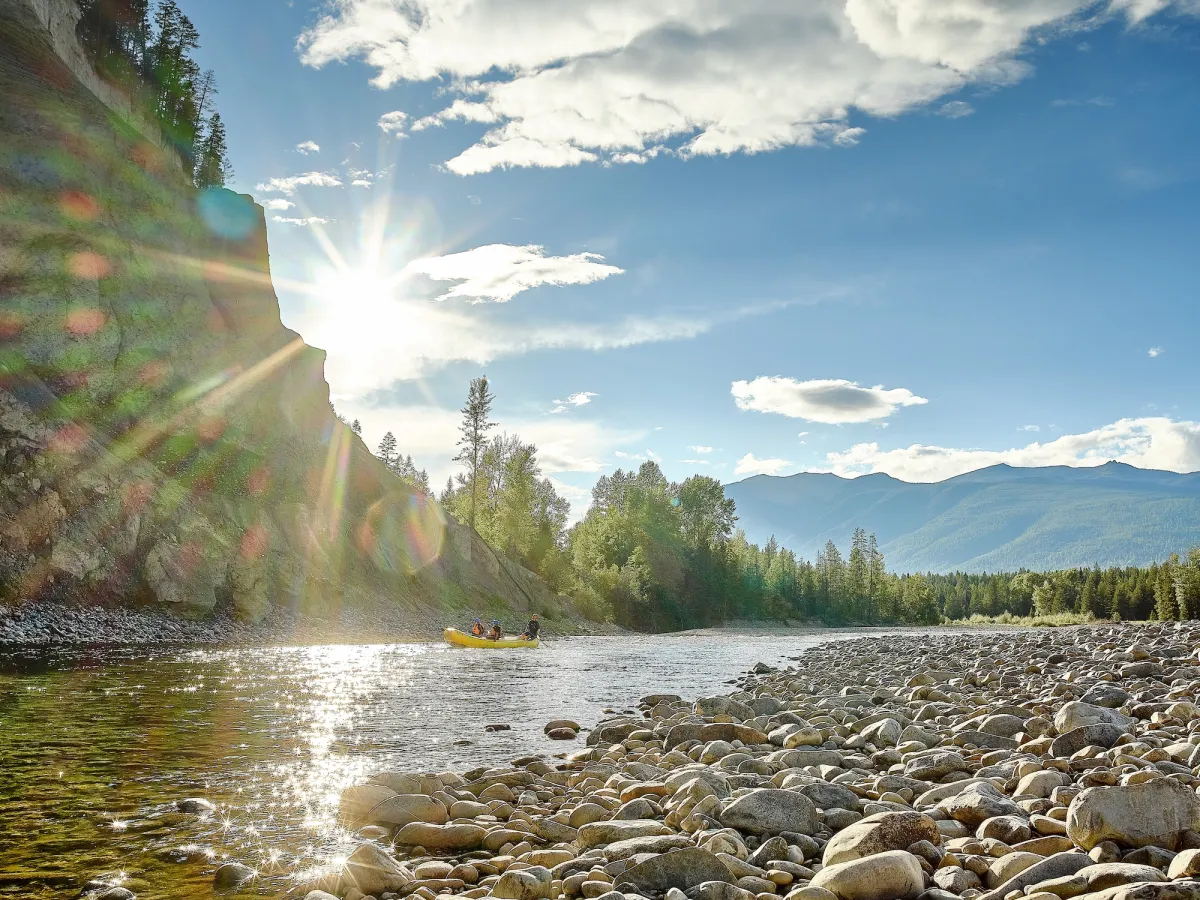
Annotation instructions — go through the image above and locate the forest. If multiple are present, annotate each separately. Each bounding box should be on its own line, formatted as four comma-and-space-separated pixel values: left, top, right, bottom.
367, 378, 1200, 631
74, 0, 232, 186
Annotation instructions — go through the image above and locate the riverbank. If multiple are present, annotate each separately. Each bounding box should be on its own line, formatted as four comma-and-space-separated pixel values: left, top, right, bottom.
0, 599, 618, 647
261, 621, 1200, 900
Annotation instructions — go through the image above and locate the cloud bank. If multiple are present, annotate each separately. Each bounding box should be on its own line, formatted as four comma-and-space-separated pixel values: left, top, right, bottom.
824, 417, 1200, 481
403, 244, 624, 302
735, 453, 792, 476
732, 377, 928, 423
297, 0, 1196, 174
255, 171, 343, 194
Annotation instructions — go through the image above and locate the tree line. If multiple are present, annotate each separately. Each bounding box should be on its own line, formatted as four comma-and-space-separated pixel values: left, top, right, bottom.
74, 0, 232, 188
355, 376, 1200, 631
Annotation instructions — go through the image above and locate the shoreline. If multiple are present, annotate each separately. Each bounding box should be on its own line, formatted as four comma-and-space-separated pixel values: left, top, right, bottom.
0, 602, 1072, 650
0, 599, 619, 649
264, 619, 1200, 900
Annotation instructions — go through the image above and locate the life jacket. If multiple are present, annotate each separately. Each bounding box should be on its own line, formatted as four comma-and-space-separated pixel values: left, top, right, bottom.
489, 626, 502, 640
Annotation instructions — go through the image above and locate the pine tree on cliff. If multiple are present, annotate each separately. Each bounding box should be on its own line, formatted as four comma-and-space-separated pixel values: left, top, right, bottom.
350, 419, 362, 436
454, 376, 496, 530
377, 431, 397, 468
194, 113, 233, 188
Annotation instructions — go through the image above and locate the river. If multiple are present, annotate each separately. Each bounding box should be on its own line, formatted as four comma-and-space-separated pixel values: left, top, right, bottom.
0, 630, 916, 899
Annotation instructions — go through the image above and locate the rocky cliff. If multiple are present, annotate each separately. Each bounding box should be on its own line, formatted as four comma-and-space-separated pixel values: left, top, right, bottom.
0, 0, 571, 631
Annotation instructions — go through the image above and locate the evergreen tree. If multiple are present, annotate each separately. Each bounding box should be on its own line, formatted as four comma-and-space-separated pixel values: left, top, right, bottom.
194, 112, 233, 188
350, 419, 362, 435
454, 376, 496, 530
1156, 561, 1178, 620
377, 431, 397, 468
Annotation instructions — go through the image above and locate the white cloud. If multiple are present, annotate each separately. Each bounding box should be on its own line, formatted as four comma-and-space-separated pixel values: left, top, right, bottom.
272, 216, 334, 226
296, 140, 321, 154
403, 244, 624, 303
824, 417, 1200, 481
938, 100, 975, 118
731, 377, 928, 424
680, 459, 711, 465
1149, 347, 1164, 357
300, 291, 724, 395
467, 195, 482, 205
263, 198, 295, 211
1018, 424, 1041, 432
690, 445, 714, 454
378, 111, 409, 135
296, 0, 1195, 175
550, 391, 598, 414
734, 453, 792, 477
351, 179, 372, 188
255, 171, 343, 194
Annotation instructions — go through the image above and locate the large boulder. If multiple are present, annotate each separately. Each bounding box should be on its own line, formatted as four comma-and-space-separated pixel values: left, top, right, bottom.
1054, 702, 1134, 734
823, 812, 941, 866
719, 789, 818, 835
811, 850, 925, 900
1066, 779, 1200, 851
614, 848, 736, 894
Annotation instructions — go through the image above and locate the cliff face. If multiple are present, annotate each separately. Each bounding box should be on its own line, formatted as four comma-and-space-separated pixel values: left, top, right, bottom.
0, 0, 563, 627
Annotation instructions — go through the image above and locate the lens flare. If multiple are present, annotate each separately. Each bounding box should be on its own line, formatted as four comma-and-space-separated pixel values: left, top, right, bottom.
356, 494, 445, 574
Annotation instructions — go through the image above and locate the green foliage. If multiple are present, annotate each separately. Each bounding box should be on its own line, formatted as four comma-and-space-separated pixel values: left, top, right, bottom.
454, 376, 496, 529
75, 0, 231, 186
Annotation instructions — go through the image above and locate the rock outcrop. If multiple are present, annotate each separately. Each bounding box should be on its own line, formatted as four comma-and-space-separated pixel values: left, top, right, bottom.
0, 0, 571, 630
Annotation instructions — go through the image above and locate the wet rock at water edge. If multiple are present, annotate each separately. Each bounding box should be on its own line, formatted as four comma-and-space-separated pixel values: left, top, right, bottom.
175, 797, 216, 815
486, 723, 512, 732
213, 862, 255, 892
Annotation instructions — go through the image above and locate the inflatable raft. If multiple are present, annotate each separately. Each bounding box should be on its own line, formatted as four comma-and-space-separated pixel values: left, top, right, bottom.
443, 627, 539, 649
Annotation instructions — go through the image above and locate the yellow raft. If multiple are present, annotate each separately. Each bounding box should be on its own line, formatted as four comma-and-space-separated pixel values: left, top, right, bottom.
443, 627, 539, 649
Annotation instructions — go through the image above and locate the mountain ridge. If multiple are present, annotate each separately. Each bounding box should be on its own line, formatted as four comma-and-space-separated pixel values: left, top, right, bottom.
724, 462, 1200, 573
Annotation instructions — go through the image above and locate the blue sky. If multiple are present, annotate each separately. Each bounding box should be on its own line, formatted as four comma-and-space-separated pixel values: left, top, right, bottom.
183, 0, 1200, 516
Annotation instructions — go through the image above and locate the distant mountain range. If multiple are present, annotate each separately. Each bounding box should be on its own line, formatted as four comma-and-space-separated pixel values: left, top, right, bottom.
724, 462, 1200, 573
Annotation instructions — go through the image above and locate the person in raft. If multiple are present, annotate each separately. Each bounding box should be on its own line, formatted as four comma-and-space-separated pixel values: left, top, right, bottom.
488, 620, 503, 640
520, 614, 540, 641
470, 618, 486, 637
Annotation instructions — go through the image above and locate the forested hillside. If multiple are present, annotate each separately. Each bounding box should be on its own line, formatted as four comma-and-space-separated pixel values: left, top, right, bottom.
725, 462, 1200, 572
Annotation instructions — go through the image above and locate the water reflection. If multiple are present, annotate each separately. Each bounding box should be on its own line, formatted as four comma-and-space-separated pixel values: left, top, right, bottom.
0, 631, 884, 899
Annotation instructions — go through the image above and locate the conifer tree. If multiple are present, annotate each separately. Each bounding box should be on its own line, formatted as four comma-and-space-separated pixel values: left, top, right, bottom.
454, 376, 496, 530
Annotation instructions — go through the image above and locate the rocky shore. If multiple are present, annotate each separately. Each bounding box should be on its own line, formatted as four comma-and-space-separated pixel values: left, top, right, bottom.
0, 601, 613, 647
234, 623, 1200, 900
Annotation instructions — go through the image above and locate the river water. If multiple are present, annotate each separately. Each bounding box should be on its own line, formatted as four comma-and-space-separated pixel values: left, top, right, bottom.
0, 630, 910, 899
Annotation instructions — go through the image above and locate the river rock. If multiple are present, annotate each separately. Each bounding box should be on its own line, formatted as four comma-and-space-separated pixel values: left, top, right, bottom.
797, 782, 861, 811
577, 819, 673, 849
339, 783, 398, 826
493, 865, 553, 900
811, 850, 925, 900
977, 851, 1092, 900
1050, 723, 1127, 757
1054, 702, 1134, 734
719, 788, 818, 835
1067, 779, 1200, 850
176, 798, 216, 815
1076, 863, 1168, 891
686, 883, 757, 900
905, 751, 971, 781
214, 862, 255, 892
393, 822, 487, 851
341, 843, 413, 895
941, 781, 1026, 827
615, 847, 736, 893
823, 811, 941, 866
861, 718, 903, 747
366, 793, 449, 828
